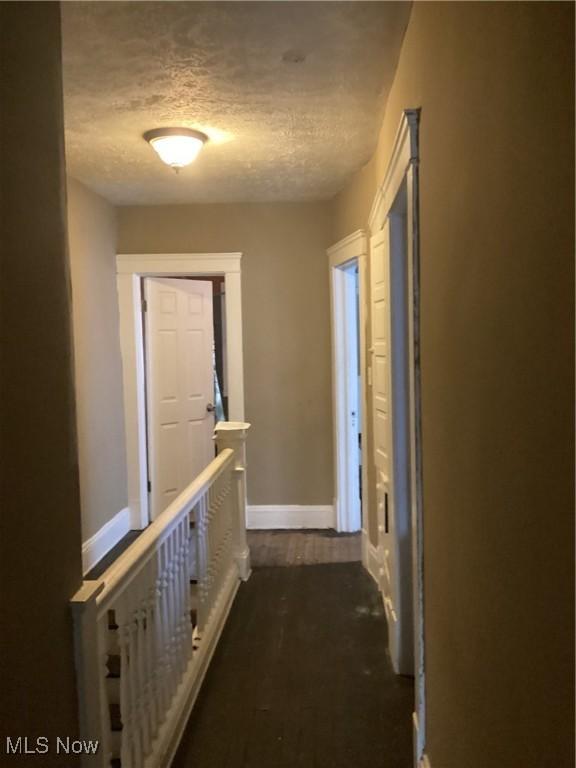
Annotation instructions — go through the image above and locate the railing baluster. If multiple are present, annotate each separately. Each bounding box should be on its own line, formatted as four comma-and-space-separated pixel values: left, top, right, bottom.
130, 594, 143, 768
168, 527, 179, 698
197, 493, 208, 633
163, 533, 173, 704
136, 573, 149, 757
158, 539, 170, 718
174, 520, 186, 680
116, 598, 132, 768
150, 557, 160, 736
144, 558, 157, 749
182, 515, 193, 662
155, 543, 168, 720
163, 534, 175, 705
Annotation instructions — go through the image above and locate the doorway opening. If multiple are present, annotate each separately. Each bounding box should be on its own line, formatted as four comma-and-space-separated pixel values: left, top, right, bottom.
329, 231, 369, 535
370, 178, 414, 677
116, 252, 244, 529
161, 275, 228, 420
367, 109, 425, 765
186, 275, 228, 421
332, 261, 361, 532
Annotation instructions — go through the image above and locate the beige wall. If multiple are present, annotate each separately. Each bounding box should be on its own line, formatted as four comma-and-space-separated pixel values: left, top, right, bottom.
0, 3, 83, 759
333, 3, 574, 767
118, 203, 334, 506
67, 178, 128, 541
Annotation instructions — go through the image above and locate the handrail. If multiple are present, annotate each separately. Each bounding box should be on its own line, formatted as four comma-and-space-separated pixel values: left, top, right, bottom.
94, 448, 235, 609
70, 424, 251, 768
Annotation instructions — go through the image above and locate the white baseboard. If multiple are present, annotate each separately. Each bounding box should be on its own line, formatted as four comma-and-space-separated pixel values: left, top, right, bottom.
364, 533, 381, 586
361, 528, 370, 569
82, 506, 131, 574
247, 504, 335, 530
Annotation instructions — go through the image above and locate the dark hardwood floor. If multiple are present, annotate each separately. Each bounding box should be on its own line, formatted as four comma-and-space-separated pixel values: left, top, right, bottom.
173, 562, 414, 768
84, 530, 142, 580
247, 529, 361, 567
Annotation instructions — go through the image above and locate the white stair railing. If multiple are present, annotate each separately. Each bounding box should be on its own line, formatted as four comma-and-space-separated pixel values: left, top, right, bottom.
71, 422, 250, 768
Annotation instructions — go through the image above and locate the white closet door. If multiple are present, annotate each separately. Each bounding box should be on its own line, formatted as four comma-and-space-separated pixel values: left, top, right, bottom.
145, 277, 214, 519
370, 222, 400, 664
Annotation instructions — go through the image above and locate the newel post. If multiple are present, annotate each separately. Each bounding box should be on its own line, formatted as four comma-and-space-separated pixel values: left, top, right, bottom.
70, 580, 109, 767
214, 421, 251, 580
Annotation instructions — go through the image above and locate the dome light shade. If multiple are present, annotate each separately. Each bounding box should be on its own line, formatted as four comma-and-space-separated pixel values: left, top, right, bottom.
143, 128, 208, 171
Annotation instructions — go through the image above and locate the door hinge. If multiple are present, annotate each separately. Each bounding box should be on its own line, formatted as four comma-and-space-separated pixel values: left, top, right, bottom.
142, 298, 148, 312
147, 480, 151, 493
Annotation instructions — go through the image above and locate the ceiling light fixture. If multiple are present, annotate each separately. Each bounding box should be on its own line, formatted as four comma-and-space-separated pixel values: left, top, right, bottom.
143, 127, 208, 172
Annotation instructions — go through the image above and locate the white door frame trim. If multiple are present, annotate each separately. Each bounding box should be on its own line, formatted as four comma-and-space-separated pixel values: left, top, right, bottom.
368, 108, 425, 763
328, 230, 369, 534
116, 252, 244, 530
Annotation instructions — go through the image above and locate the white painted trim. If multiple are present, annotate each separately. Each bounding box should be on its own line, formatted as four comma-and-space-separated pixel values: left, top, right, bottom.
157, 563, 240, 768
361, 528, 369, 570
368, 108, 425, 760
413, 712, 422, 768
412, 714, 431, 768
117, 252, 242, 275
328, 230, 369, 534
116, 252, 245, 530
365, 536, 382, 586
117, 273, 148, 530
327, 229, 367, 266
368, 109, 420, 233
246, 505, 335, 530
81, 507, 130, 575
357, 249, 370, 541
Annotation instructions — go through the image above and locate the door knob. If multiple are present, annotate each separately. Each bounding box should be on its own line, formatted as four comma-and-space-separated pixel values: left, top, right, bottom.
206, 403, 215, 413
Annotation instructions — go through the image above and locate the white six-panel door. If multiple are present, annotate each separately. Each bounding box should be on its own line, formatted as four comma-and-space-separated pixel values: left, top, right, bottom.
144, 277, 215, 520
370, 225, 394, 600
370, 222, 402, 669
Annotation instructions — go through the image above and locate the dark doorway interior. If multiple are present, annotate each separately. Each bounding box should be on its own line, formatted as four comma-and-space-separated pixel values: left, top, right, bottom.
187, 275, 227, 420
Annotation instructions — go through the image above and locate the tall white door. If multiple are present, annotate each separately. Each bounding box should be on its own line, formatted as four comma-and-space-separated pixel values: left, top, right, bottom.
370, 222, 406, 673
370, 223, 395, 621
144, 277, 215, 520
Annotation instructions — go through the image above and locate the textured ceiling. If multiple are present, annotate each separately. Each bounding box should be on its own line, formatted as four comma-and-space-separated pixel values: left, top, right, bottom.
61, 2, 411, 205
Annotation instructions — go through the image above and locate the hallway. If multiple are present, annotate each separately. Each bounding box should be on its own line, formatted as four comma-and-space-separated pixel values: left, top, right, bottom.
173, 546, 414, 768
247, 530, 361, 567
